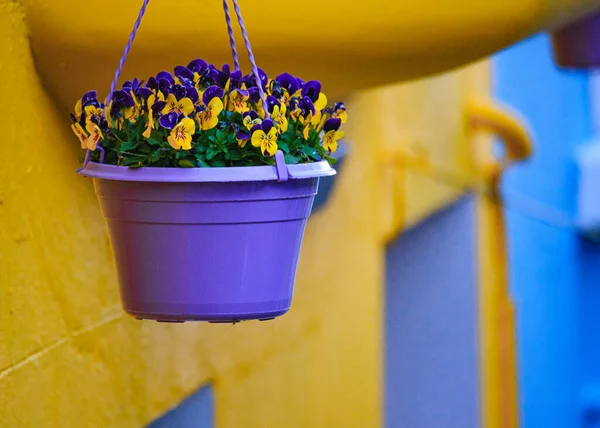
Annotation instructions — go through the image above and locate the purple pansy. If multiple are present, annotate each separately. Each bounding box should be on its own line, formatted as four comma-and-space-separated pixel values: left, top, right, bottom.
159, 111, 179, 130
171, 84, 187, 100
136, 87, 153, 100
275, 73, 300, 96
323, 117, 342, 132
156, 71, 175, 85
152, 101, 167, 115
243, 68, 268, 90
174, 66, 195, 84
243, 111, 260, 122
122, 78, 143, 92
229, 70, 244, 91
184, 85, 199, 104
257, 119, 275, 134
301, 80, 321, 102
202, 86, 224, 106
299, 96, 316, 117
157, 78, 172, 96
90, 115, 110, 133
236, 128, 251, 141
110, 90, 134, 118
82, 90, 101, 108
188, 59, 208, 74
334, 101, 346, 111
266, 95, 281, 114
248, 87, 261, 104
211, 64, 231, 89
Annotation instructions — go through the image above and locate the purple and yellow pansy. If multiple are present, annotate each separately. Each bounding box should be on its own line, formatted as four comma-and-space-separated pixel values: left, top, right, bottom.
71, 59, 347, 166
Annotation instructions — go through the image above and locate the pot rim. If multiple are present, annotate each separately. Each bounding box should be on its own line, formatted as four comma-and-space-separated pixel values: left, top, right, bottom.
79, 160, 336, 183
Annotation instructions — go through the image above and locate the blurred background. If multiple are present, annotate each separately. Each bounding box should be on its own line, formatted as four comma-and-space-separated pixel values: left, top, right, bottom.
2, 0, 600, 427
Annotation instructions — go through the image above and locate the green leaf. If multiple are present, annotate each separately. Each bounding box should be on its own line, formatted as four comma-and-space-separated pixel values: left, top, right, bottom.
226, 150, 242, 160
198, 159, 211, 168
146, 130, 163, 146
178, 159, 196, 168
211, 159, 226, 167
206, 147, 219, 160
149, 151, 162, 162
278, 142, 290, 154
301, 146, 320, 161
284, 154, 299, 164
208, 136, 218, 143
120, 140, 137, 152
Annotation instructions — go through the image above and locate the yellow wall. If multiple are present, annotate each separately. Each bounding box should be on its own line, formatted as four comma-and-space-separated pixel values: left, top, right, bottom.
0, 0, 523, 426
1, 1, 382, 425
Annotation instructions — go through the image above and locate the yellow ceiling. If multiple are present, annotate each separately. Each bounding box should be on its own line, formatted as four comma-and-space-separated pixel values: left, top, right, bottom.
23, 0, 600, 110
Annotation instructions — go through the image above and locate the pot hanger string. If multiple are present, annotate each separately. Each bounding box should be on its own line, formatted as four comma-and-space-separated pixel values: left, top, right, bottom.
82, 0, 269, 168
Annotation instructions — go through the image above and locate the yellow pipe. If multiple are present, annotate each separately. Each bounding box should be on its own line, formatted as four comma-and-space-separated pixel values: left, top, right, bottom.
466, 100, 532, 428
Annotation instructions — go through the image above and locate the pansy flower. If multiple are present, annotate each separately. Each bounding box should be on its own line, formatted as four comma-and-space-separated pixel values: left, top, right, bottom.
174, 66, 195, 85
167, 117, 196, 150
71, 122, 88, 149
251, 119, 278, 157
274, 73, 301, 101
266, 96, 288, 133
236, 127, 251, 148
211, 64, 231, 90
82, 90, 102, 108
188, 59, 211, 90
321, 118, 343, 153
297, 96, 317, 138
243, 68, 268, 91
84, 105, 104, 125
156, 71, 175, 85
242, 111, 261, 129
110, 90, 134, 117
74, 99, 83, 122
123, 90, 143, 123
159, 111, 180, 130
301, 80, 327, 125
333, 101, 347, 124
247, 87, 261, 104
197, 86, 224, 130
143, 94, 160, 138
84, 121, 103, 151
228, 88, 250, 113
162, 92, 194, 117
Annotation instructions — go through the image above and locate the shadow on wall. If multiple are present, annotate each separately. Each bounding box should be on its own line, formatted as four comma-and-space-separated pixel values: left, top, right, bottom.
147, 384, 214, 428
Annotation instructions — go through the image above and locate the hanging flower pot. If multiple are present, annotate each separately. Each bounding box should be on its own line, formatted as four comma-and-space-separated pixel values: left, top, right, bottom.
551, 10, 600, 68
72, 0, 346, 322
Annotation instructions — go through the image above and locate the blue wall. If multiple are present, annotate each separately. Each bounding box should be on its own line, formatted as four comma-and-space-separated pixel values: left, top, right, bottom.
147, 384, 214, 428
493, 34, 597, 428
385, 197, 480, 428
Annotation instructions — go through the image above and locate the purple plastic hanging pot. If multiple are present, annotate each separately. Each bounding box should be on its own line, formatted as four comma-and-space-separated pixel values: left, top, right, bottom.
79, 153, 335, 322
551, 10, 600, 68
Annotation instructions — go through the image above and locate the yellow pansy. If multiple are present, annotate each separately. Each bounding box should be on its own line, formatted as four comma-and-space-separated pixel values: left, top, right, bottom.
84, 121, 103, 151
251, 120, 278, 157
84, 105, 104, 125
143, 94, 158, 139
168, 118, 196, 150
123, 91, 142, 123
228, 89, 250, 114
74, 99, 83, 121
162, 93, 195, 116
71, 122, 88, 149
321, 118, 343, 153
197, 97, 224, 131
271, 103, 288, 133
